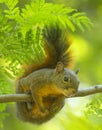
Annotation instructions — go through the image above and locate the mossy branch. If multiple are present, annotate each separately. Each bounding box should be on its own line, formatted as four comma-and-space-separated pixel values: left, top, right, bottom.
0, 85, 102, 103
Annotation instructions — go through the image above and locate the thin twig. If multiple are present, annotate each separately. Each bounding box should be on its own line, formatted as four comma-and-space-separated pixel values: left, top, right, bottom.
0, 85, 102, 103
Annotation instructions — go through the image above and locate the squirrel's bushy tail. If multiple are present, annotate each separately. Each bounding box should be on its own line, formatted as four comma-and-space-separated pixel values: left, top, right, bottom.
43, 25, 73, 68
23, 25, 74, 77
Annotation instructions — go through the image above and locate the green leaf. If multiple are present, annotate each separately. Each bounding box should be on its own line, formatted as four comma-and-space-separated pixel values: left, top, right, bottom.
35, 0, 45, 5
4, 0, 18, 10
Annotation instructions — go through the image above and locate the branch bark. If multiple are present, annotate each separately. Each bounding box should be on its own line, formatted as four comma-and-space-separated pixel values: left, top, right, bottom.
0, 85, 102, 103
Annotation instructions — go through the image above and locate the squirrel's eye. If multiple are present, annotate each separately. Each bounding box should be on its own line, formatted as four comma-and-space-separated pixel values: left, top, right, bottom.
63, 76, 70, 82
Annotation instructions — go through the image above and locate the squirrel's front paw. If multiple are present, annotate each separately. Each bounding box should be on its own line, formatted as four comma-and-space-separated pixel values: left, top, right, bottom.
40, 110, 49, 117
32, 109, 49, 118
39, 107, 49, 117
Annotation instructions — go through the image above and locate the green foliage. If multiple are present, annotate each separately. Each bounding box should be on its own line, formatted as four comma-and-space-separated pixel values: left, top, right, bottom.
0, 101, 9, 128
85, 95, 102, 121
57, 104, 101, 130
0, 112, 8, 128
82, 95, 102, 130
0, 74, 13, 128
3, 0, 92, 33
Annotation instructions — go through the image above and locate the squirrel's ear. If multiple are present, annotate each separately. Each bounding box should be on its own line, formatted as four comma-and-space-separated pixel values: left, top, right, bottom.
56, 62, 64, 73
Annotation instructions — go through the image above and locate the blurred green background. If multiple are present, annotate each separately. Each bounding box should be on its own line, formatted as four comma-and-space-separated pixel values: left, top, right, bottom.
0, 0, 102, 130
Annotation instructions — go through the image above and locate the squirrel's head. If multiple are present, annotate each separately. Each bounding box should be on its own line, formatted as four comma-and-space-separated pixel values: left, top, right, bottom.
53, 62, 80, 97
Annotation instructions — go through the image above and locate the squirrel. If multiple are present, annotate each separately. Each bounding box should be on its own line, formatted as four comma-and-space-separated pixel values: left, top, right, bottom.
16, 25, 80, 124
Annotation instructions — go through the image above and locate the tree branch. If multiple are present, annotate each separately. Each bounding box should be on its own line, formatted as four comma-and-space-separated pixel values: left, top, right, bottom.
0, 85, 102, 103
74, 85, 102, 97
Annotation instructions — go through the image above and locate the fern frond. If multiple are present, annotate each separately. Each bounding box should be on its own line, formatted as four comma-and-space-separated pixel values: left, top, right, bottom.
71, 12, 93, 31
4, 0, 18, 10
19, 1, 92, 32
2, 0, 92, 32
